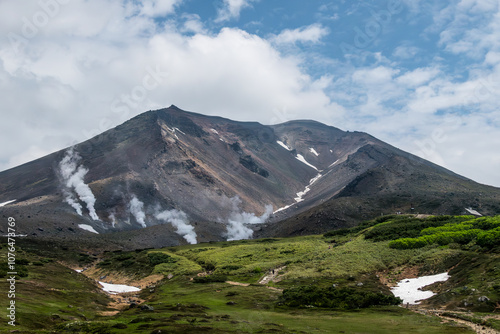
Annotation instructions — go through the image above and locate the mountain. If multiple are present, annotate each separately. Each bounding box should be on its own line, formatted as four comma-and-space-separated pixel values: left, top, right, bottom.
1, 105, 499, 246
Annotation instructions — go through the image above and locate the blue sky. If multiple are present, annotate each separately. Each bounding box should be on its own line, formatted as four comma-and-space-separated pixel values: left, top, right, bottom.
0, 0, 499, 187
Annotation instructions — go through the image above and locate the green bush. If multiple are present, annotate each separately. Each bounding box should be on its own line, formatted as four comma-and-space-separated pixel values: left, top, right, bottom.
389, 228, 486, 249
477, 228, 500, 248
97, 260, 112, 268
114, 253, 134, 261
121, 259, 135, 268
221, 265, 242, 271
364, 216, 471, 242
324, 228, 355, 237
55, 321, 112, 333
148, 252, 177, 266
193, 274, 227, 283
279, 286, 401, 309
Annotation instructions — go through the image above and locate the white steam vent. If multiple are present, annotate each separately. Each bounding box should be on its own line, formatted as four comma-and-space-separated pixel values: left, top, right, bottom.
225, 196, 273, 241
155, 208, 197, 244
59, 148, 99, 220
129, 195, 147, 228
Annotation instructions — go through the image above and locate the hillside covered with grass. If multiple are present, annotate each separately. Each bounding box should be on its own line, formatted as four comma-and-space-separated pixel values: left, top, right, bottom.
1, 214, 499, 333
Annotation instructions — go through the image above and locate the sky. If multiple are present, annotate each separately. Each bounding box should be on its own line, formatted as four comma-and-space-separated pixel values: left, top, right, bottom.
0, 0, 499, 187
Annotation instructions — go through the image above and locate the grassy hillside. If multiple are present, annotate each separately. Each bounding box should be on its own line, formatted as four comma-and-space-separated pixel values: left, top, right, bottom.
2, 215, 500, 333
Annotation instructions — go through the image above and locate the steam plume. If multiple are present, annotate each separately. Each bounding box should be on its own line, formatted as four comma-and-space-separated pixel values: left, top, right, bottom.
155, 209, 197, 244
64, 190, 82, 216
225, 196, 273, 241
108, 212, 117, 228
129, 195, 147, 228
59, 148, 99, 220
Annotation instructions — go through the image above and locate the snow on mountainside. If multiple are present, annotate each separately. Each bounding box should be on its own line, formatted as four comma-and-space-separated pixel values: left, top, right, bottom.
0, 105, 499, 247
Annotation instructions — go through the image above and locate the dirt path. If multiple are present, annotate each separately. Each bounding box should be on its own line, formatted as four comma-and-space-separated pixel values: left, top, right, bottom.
226, 281, 250, 287
414, 309, 500, 334
259, 266, 286, 285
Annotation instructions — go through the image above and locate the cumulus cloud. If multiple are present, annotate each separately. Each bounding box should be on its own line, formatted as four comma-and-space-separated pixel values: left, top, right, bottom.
137, 0, 182, 17
0, 1, 340, 173
59, 148, 99, 220
1, 0, 500, 188
215, 0, 253, 22
271, 24, 329, 45
155, 208, 197, 244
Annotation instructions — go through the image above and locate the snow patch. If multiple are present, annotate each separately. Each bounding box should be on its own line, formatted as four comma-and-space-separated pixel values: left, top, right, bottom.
465, 208, 482, 216
309, 148, 319, 156
0, 200, 16, 207
294, 173, 322, 203
391, 272, 450, 305
210, 128, 219, 135
273, 203, 294, 214
329, 159, 339, 167
78, 224, 99, 234
277, 140, 292, 151
274, 173, 323, 212
329, 149, 333, 153
174, 127, 185, 135
295, 154, 319, 171
99, 281, 141, 294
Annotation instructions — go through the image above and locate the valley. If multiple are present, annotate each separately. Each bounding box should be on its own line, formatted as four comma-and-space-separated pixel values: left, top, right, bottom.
1, 214, 499, 333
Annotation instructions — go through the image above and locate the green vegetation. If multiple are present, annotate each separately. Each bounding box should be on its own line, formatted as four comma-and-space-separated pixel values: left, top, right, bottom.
279, 286, 402, 309
193, 274, 228, 283
3, 214, 500, 333
388, 216, 500, 249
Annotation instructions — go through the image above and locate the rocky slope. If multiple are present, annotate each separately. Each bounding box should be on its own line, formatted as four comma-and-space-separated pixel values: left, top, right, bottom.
0, 105, 499, 246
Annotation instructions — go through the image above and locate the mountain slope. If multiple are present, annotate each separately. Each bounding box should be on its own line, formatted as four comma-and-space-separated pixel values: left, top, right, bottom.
0, 105, 499, 245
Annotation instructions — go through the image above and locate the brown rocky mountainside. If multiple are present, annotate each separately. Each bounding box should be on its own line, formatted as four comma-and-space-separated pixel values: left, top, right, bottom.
1, 105, 499, 247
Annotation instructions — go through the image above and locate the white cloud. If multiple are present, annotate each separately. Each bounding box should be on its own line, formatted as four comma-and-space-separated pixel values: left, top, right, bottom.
215, 0, 254, 23
0, 1, 341, 172
138, 0, 182, 17
435, 0, 500, 58
0, 0, 499, 190
352, 66, 399, 85
396, 67, 440, 87
392, 45, 420, 59
271, 24, 329, 45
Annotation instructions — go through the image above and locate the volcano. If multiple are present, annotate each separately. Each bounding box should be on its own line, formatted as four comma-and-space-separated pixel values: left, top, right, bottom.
1, 105, 499, 247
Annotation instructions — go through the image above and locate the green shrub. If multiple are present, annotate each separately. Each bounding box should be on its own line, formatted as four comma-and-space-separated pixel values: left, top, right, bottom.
148, 252, 177, 266
55, 321, 112, 333
193, 274, 227, 283
221, 265, 242, 271
97, 260, 112, 268
324, 228, 354, 237
279, 286, 401, 309
121, 259, 135, 268
114, 253, 134, 261
477, 228, 500, 248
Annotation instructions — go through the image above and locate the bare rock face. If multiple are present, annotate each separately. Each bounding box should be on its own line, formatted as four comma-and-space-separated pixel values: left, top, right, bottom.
1, 105, 499, 246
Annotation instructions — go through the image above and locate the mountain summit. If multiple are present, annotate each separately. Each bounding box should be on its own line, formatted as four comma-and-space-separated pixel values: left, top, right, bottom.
1, 106, 499, 246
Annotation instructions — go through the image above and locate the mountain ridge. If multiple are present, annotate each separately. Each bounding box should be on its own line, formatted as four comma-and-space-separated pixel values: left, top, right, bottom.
1, 106, 499, 246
